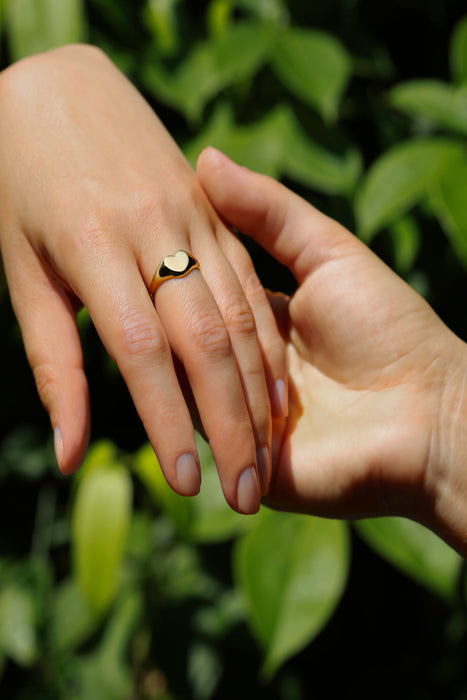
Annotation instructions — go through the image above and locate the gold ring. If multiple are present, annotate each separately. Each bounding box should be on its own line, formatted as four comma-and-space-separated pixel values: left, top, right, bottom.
149, 250, 200, 298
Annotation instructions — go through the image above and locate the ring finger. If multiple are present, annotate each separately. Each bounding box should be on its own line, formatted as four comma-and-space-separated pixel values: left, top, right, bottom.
153, 251, 263, 512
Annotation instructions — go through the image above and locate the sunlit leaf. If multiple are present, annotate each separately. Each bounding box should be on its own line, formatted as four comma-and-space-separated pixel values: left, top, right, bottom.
133, 442, 194, 535
355, 518, 462, 600
6, 0, 86, 61
72, 463, 132, 614
389, 80, 467, 136
207, 0, 234, 37
0, 586, 38, 666
234, 510, 349, 678
388, 215, 421, 275
451, 14, 467, 84
185, 102, 361, 193
237, 0, 288, 23
75, 439, 119, 485
142, 21, 274, 121
271, 27, 351, 122
433, 155, 467, 269
355, 138, 465, 242
143, 0, 181, 56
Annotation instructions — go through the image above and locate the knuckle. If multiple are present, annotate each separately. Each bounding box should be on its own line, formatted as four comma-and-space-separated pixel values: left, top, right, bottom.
189, 310, 231, 360
33, 363, 58, 409
117, 312, 167, 362
223, 293, 256, 338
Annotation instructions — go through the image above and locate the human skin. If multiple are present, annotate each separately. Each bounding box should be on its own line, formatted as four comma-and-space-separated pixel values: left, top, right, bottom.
198, 147, 467, 556
0, 45, 288, 514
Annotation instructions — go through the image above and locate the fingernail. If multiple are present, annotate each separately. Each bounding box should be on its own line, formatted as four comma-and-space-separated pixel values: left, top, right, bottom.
256, 446, 270, 496
54, 426, 63, 470
176, 454, 200, 496
237, 466, 260, 514
274, 378, 288, 417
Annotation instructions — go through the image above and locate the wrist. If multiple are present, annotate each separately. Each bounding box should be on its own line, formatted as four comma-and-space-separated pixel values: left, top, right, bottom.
425, 332, 467, 556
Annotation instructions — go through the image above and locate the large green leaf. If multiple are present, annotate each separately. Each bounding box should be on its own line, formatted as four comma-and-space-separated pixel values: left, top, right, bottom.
72, 463, 132, 614
234, 510, 349, 678
6, 0, 86, 61
142, 20, 274, 121
355, 518, 462, 601
355, 138, 465, 242
450, 14, 467, 85
433, 155, 467, 269
389, 80, 467, 136
185, 102, 361, 194
271, 27, 351, 122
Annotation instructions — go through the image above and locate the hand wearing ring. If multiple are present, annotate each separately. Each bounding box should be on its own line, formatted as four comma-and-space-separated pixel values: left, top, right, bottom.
0, 45, 288, 514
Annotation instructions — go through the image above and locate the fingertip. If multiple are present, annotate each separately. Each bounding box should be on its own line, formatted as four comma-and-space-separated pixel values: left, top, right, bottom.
176, 452, 201, 496
236, 466, 261, 515
53, 370, 91, 476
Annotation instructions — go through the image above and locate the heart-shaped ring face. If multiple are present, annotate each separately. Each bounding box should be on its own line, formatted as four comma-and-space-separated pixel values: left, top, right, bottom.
163, 250, 190, 273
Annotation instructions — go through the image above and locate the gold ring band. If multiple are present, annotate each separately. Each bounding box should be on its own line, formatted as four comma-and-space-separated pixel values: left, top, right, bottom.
149, 250, 200, 298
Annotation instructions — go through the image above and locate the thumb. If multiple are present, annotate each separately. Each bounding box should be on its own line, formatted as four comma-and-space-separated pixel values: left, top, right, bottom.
197, 147, 351, 283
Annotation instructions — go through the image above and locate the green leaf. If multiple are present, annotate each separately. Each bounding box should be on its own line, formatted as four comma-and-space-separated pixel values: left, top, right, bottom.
433, 155, 467, 270
184, 102, 285, 176
355, 518, 462, 600
72, 463, 132, 614
143, 0, 181, 57
185, 102, 361, 194
70, 588, 141, 700
280, 108, 362, 195
234, 510, 349, 678
0, 586, 38, 666
142, 21, 274, 121
237, 0, 288, 23
388, 215, 421, 275
207, 0, 235, 37
48, 577, 101, 654
389, 80, 467, 136
355, 138, 465, 242
6, 0, 86, 61
451, 14, 467, 85
133, 441, 194, 535
271, 27, 351, 122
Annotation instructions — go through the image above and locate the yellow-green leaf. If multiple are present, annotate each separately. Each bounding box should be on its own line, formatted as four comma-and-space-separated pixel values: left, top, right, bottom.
355, 518, 462, 600
433, 155, 467, 270
72, 464, 132, 614
389, 80, 467, 136
142, 21, 274, 121
271, 27, 351, 122
355, 138, 465, 242
6, 0, 86, 61
451, 14, 467, 85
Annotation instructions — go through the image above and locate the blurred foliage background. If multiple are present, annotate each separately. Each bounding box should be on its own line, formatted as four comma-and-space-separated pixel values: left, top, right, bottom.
1, 0, 467, 698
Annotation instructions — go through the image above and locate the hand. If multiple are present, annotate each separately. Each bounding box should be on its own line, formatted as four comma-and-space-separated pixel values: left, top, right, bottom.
0, 46, 287, 514
197, 147, 467, 553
